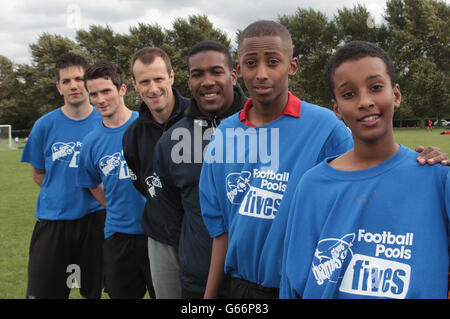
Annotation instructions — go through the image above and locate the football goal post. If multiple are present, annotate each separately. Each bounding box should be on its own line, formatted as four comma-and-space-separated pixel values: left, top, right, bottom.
0, 125, 13, 149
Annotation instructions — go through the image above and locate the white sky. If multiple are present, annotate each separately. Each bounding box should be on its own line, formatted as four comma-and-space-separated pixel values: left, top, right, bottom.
0, 0, 392, 65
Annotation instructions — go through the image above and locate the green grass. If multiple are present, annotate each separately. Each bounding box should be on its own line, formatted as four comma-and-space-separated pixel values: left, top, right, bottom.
0, 150, 110, 299
1, 128, 449, 299
0, 149, 37, 298
394, 127, 450, 154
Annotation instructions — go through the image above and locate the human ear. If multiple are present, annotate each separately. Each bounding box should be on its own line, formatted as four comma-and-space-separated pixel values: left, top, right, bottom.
393, 84, 402, 109
332, 99, 343, 121
288, 57, 299, 76
235, 61, 242, 78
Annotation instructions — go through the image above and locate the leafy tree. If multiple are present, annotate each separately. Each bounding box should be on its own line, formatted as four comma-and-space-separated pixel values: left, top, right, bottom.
166, 14, 231, 97
385, 0, 450, 122
1, 3, 447, 129
279, 9, 338, 107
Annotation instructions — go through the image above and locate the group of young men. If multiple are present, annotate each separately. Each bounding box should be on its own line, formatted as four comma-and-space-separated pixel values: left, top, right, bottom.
21, 20, 449, 299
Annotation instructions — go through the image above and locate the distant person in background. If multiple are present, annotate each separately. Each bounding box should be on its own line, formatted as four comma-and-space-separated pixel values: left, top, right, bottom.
440, 131, 450, 135
77, 60, 156, 299
21, 53, 105, 299
428, 119, 433, 131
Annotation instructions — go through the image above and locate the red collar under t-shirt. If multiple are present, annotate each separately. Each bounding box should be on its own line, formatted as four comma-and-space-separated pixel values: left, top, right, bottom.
238, 91, 301, 127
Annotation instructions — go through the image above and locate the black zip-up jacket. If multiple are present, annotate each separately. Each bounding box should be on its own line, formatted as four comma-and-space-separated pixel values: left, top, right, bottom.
122, 87, 190, 244
150, 85, 247, 294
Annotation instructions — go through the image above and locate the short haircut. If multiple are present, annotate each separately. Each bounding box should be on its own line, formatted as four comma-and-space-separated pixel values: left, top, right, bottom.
237, 20, 293, 57
55, 53, 89, 81
327, 41, 396, 98
83, 60, 125, 91
187, 40, 233, 71
130, 47, 172, 79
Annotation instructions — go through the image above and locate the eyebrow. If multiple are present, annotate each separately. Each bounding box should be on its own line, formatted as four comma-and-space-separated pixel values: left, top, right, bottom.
242, 51, 282, 58
337, 74, 384, 89
190, 65, 225, 72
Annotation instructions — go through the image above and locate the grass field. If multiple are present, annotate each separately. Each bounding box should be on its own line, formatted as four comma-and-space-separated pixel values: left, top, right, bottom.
0, 128, 449, 299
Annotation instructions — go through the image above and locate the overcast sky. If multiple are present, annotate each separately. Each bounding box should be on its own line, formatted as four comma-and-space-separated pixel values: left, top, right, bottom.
1, 0, 391, 65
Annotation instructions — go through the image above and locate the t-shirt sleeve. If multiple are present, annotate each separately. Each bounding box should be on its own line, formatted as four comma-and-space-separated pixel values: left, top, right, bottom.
445, 170, 450, 266
317, 121, 353, 163
21, 118, 45, 169
76, 137, 101, 189
199, 136, 227, 238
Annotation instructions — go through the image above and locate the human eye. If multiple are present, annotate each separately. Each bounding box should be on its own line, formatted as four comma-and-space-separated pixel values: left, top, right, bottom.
213, 68, 225, 74
268, 58, 280, 66
342, 91, 355, 99
371, 84, 385, 92
244, 59, 256, 67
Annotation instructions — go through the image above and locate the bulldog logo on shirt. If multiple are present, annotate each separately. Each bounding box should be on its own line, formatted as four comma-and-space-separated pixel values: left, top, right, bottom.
312, 233, 355, 285
226, 171, 251, 204
98, 151, 131, 179
51, 141, 81, 167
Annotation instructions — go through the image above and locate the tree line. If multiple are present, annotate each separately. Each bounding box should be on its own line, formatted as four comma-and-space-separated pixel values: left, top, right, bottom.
0, 0, 448, 130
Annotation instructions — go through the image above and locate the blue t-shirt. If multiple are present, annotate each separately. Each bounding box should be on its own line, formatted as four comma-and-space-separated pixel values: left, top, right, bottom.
21, 107, 103, 220
280, 145, 450, 299
199, 99, 353, 287
76, 112, 145, 238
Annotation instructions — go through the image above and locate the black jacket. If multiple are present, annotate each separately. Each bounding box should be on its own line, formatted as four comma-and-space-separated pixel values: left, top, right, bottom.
122, 87, 190, 244
150, 85, 247, 294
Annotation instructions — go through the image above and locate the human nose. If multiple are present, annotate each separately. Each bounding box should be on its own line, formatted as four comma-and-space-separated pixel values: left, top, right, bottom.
255, 64, 268, 82
201, 73, 215, 88
69, 80, 78, 90
96, 93, 106, 105
148, 81, 159, 94
358, 89, 375, 109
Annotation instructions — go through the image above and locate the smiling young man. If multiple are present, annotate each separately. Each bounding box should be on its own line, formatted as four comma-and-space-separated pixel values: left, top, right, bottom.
76, 60, 155, 299
280, 41, 450, 299
149, 41, 247, 298
122, 47, 190, 299
199, 21, 449, 299
21, 53, 105, 299
199, 21, 353, 299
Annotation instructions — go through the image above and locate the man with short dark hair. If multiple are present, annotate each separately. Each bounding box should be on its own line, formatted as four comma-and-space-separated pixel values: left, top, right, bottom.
21, 53, 105, 299
149, 40, 247, 298
77, 60, 155, 299
122, 47, 190, 299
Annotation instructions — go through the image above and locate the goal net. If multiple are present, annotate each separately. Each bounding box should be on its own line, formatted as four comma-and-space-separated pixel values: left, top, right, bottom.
0, 125, 13, 150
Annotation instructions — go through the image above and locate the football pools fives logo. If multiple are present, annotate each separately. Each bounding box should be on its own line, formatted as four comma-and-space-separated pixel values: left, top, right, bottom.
311, 231, 412, 299
226, 171, 251, 204
312, 233, 355, 286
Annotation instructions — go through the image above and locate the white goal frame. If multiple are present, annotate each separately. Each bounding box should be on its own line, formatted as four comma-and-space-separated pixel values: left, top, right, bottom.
0, 125, 13, 149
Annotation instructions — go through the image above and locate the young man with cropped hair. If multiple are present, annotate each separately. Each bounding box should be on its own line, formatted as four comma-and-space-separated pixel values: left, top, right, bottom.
21, 53, 105, 299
